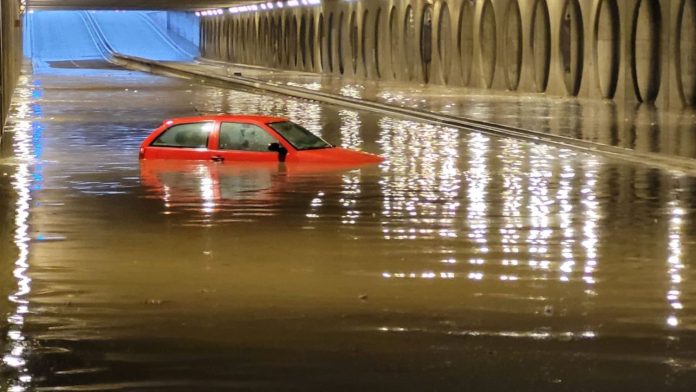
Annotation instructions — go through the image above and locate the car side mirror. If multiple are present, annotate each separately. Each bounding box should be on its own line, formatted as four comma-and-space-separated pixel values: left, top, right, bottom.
268, 142, 283, 152
268, 142, 288, 162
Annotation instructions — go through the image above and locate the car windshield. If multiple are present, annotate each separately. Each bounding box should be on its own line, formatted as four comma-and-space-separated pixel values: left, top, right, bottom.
268, 121, 332, 150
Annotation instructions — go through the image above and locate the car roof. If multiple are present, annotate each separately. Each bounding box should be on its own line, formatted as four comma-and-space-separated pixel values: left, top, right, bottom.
164, 114, 288, 125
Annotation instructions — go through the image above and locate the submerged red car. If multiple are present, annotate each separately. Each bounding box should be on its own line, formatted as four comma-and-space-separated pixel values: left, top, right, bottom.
139, 115, 383, 165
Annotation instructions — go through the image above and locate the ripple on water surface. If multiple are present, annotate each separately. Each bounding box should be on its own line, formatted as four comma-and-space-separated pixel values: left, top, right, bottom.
1, 70, 696, 390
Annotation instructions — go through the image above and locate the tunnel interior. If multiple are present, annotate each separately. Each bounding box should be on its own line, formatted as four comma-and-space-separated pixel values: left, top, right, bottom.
2, 2, 696, 391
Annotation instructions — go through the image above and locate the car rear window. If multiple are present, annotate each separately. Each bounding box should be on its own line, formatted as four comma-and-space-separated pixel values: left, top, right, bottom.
151, 122, 213, 148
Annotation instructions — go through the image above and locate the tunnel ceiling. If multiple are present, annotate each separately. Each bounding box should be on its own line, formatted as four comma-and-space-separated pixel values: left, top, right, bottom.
28, 0, 262, 10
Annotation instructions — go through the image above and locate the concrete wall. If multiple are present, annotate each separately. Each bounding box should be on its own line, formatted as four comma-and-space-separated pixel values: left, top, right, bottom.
199, 0, 696, 110
146, 11, 200, 48
167, 11, 200, 47
1, 1, 24, 137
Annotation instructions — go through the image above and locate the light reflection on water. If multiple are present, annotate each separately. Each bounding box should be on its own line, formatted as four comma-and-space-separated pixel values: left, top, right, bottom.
667, 194, 685, 328
500, 139, 524, 279
1, 70, 695, 389
2, 76, 38, 392
466, 133, 490, 279
581, 159, 600, 289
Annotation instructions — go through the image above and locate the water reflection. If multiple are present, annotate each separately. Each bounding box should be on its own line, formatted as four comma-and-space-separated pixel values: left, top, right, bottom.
140, 160, 367, 225
4, 68, 696, 390
260, 70, 696, 159
2, 76, 39, 392
527, 144, 553, 274
339, 84, 364, 99
500, 139, 524, 278
338, 110, 364, 226
581, 158, 600, 289
666, 194, 685, 328
338, 109, 362, 150
556, 150, 575, 283
466, 133, 490, 279
377, 118, 461, 243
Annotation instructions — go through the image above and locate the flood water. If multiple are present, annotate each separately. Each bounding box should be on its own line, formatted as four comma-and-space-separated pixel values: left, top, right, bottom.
190, 61, 696, 160
1, 68, 696, 391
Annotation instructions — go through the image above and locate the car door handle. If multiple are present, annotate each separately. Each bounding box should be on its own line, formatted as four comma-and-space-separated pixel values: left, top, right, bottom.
211, 155, 225, 163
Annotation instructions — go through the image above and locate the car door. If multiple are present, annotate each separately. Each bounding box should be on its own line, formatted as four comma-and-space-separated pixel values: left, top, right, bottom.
212, 121, 282, 162
144, 122, 215, 160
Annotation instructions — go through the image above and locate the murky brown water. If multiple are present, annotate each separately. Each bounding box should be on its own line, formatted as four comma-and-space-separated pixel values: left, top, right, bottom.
1, 68, 696, 391
188, 61, 696, 160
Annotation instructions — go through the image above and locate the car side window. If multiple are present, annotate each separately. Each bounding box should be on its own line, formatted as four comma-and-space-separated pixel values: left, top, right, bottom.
219, 122, 277, 152
151, 122, 212, 148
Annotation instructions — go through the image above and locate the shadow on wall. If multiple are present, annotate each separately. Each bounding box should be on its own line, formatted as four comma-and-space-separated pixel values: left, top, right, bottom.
199, 0, 696, 111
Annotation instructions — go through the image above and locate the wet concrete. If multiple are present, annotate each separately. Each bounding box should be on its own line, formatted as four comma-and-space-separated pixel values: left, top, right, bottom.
1, 65, 696, 391
179, 60, 696, 161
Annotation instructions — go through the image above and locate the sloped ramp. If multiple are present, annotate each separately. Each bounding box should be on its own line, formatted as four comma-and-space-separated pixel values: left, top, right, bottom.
89, 11, 195, 62
27, 10, 197, 73
28, 11, 107, 72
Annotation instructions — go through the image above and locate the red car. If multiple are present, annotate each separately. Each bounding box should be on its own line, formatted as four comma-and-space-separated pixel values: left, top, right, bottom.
139, 115, 383, 165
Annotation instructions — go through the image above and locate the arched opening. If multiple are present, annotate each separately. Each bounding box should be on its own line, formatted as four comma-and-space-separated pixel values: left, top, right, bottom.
258, 18, 265, 64
230, 19, 237, 62
241, 19, 247, 62
362, 10, 369, 76
350, 11, 359, 74
438, 3, 453, 84
595, 0, 620, 99
532, 0, 551, 92
219, 18, 226, 61
308, 15, 316, 71
246, 19, 252, 62
404, 5, 416, 80
228, 18, 233, 60
252, 18, 258, 62
560, 0, 584, 96
632, 0, 662, 103
274, 18, 281, 66
458, 1, 474, 85
480, 0, 497, 88
504, 1, 522, 90
389, 7, 398, 79
422, 5, 433, 83
374, 9, 382, 78
210, 18, 216, 58
328, 13, 334, 72
259, 19, 264, 65
251, 18, 263, 64
319, 14, 325, 72
679, 0, 696, 106
228, 19, 232, 61
284, 16, 292, 67
338, 12, 345, 74
300, 15, 308, 68
228, 19, 235, 62
267, 18, 273, 63
265, 19, 271, 65
292, 17, 299, 67
245, 19, 251, 61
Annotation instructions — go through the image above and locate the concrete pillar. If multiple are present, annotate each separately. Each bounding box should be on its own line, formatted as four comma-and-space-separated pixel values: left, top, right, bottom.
197, 0, 695, 110
1, 0, 23, 140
